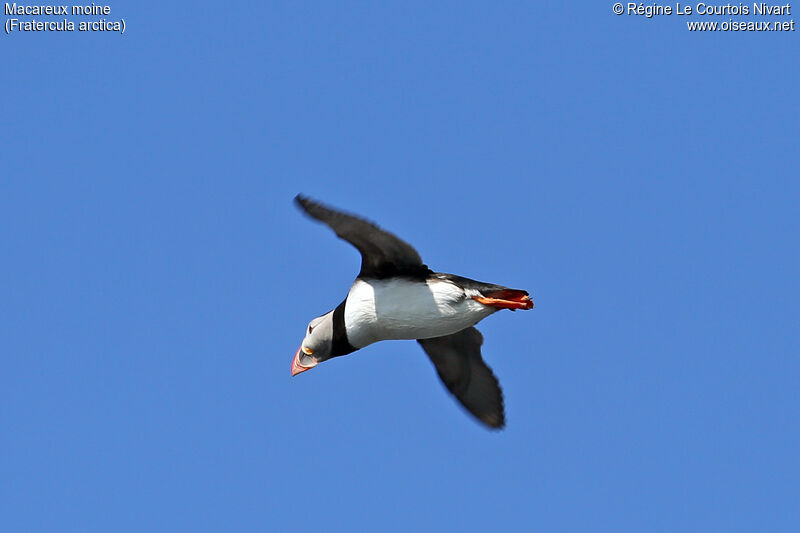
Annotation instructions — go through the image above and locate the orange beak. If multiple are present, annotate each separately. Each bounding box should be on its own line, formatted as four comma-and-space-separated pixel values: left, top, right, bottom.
291, 347, 318, 376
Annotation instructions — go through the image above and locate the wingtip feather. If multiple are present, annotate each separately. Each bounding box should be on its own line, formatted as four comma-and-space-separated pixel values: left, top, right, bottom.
294, 194, 310, 208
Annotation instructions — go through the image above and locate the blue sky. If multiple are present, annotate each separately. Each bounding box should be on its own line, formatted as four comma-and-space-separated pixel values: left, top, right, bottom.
2, 2, 798, 531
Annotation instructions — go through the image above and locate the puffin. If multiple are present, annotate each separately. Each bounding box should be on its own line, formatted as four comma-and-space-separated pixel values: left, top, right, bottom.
291, 195, 534, 429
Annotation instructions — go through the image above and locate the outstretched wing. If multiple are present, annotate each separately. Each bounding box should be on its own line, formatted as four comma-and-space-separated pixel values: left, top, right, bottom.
418, 327, 505, 429
295, 195, 429, 279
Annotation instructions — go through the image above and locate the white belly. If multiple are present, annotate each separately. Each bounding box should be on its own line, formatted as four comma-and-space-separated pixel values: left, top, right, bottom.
344, 278, 495, 348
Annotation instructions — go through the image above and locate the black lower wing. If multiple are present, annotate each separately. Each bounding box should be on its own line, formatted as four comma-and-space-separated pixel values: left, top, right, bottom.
418, 327, 506, 429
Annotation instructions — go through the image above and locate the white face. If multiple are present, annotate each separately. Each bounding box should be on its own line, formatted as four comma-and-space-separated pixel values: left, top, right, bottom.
300, 311, 334, 360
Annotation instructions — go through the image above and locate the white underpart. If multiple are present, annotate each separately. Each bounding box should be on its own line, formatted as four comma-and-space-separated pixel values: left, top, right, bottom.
344, 278, 496, 348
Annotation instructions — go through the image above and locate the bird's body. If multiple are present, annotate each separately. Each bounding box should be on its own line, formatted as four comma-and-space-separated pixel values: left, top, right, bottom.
291, 195, 534, 429
344, 276, 497, 348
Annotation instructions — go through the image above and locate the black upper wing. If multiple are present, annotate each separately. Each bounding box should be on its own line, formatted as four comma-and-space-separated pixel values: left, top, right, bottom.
295, 195, 430, 279
418, 327, 505, 429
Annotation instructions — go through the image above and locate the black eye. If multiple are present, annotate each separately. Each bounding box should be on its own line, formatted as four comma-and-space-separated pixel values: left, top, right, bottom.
308, 325, 314, 334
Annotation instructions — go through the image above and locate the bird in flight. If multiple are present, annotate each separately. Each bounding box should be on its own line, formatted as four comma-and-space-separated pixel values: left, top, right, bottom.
291, 195, 534, 429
